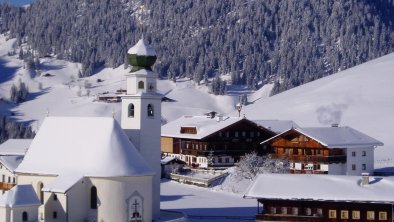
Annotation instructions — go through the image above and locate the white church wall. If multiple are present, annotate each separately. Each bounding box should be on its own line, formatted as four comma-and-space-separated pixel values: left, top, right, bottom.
10, 206, 39, 222
67, 178, 90, 222
0, 207, 10, 222
44, 192, 67, 222
90, 176, 153, 222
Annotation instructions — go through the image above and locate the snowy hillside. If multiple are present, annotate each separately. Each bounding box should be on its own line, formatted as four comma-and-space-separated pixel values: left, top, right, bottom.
0, 35, 244, 130
239, 52, 394, 167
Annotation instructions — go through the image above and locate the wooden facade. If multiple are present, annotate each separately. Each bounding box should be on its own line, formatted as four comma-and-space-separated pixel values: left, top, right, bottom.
265, 129, 347, 173
256, 199, 393, 222
161, 119, 276, 167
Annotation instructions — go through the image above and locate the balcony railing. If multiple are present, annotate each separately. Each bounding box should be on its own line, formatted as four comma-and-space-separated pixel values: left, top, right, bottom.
271, 154, 346, 163
0, 182, 16, 191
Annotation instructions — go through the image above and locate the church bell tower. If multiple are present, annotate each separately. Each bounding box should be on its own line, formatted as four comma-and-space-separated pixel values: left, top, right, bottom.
121, 37, 162, 219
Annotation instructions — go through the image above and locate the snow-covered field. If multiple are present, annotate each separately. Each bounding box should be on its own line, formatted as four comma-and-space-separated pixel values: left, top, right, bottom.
161, 179, 256, 221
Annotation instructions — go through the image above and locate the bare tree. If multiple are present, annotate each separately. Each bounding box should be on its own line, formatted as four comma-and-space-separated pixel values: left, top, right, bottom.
235, 152, 289, 181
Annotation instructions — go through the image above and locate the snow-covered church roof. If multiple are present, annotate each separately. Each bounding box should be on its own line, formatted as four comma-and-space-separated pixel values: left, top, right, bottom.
127, 38, 156, 56
16, 117, 154, 177
0, 184, 40, 208
0, 139, 32, 156
261, 126, 383, 148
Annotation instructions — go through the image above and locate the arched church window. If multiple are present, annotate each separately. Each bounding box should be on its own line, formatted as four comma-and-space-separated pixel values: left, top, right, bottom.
147, 104, 154, 117
138, 81, 144, 89
22, 212, 28, 221
128, 104, 135, 118
90, 186, 97, 209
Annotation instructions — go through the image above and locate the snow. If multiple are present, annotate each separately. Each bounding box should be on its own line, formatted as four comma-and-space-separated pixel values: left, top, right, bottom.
0, 184, 40, 208
162, 115, 241, 139
251, 120, 299, 134
0, 155, 23, 173
238, 53, 394, 166
42, 174, 84, 193
161, 180, 256, 220
127, 38, 156, 56
0, 139, 32, 155
244, 174, 394, 203
16, 117, 154, 177
161, 156, 185, 165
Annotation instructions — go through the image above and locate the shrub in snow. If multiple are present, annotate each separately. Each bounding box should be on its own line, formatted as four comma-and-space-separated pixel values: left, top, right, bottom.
235, 151, 289, 181
10, 80, 29, 103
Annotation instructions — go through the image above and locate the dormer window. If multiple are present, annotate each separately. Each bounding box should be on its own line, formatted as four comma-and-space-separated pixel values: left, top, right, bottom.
147, 104, 154, 117
128, 104, 135, 118
138, 81, 145, 89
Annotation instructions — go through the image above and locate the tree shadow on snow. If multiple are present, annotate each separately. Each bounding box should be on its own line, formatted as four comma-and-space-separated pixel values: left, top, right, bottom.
0, 58, 19, 84
161, 194, 195, 202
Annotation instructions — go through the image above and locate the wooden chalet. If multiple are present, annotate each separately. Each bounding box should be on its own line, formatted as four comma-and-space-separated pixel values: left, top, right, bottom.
161, 114, 297, 168
261, 126, 383, 175
244, 174, 394, 222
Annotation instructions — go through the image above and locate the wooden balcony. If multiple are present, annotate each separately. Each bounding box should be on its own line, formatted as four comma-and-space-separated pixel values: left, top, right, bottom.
256, 214, 324, 222
0, 182, 16, 191
271, 154, 346, 164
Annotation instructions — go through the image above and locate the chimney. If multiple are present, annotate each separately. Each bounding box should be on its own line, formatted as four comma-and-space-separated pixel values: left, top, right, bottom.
216, 115, 223, 122
331, 123, 339, 127
361, 173, 370, 186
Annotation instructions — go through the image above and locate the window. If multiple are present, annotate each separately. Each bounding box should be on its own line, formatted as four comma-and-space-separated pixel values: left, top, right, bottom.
8, 177, 10, 183
329, 210, 337, 219
362, 151, 367, 156
235, 131, 239, 137
22, 212, 28, 221
226, 132, 229, 137
225, 158, 229, 163
352, 210, 360, 219
38, 182, 44, 204
305, 208, 311, 216
242, 131, 246, 137
218, 158, 222, 163
138, 81, 144, 89
379, 211, 388, 220
341, 210, 349, 219
270, 207, 276, 214
218, 132, 222, 137
352, 164, 356, 171
90, 186, 97, 209
292, 207, 298, 215
147, 104, 154, 117
281, 207, 287, 215
128, 104, 134, 118
53, 194, 57, 201
352, 151, 356, 157
316, 208, 323, 216
362, 164, 366, 170
53, 211, 57, 219
367, 211, 375, 220
1, 175, 4, 182
250, 132, 254, 137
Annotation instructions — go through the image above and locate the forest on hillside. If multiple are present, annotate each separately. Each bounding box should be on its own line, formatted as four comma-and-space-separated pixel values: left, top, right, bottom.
0, 0, 393, 94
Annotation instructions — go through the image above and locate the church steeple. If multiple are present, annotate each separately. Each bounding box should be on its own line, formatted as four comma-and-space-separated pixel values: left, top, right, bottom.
121, 36, 162, 219
127, 36, 157, 72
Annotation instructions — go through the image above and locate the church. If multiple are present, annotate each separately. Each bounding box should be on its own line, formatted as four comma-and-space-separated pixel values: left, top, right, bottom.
0, 37, 162, 222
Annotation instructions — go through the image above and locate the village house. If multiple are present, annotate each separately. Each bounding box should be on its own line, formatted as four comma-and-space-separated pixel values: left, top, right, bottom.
0, 139, 32, 193
0, 37, 162, 222
244, 173, 394, 222
161, 114, 297, 168
261, 125, 383, 175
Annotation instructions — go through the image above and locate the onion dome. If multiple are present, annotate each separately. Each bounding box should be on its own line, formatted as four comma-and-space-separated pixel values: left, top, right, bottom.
127, 38, 157, 72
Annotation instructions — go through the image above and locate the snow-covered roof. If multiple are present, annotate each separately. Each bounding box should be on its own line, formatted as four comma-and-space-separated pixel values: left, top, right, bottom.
0, 155, 24, 173
16, 117, 155, 177
161, 156, 186, 165
0, 184, 41, 208
127, 38, 156, 56
261, 126, 383, 148
161, 116, 243, 139
244, 174, 394, 203
42, 174, 84, 193
0, 139, 32, 156
251, 120, 299, 134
